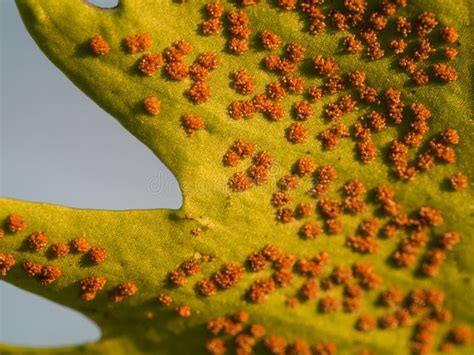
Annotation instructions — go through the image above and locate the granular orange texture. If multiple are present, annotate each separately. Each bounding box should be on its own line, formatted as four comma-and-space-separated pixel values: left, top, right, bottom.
187, 82, 211, 104
278, 175, 299, 191
71, 237, 91, 253
313, 342, 337, 355
143, 96, 161, 116
138, 53, 164, 76
293, 100, 313, 120
396, 16, 412, 37
313, 55, 339, 76
282, 74, 305, 94
444, 47, 459, 60
299, 279, 319, 300
367, 42, 384, 61
338, 94, 357, 114
384, 87, 404, 124
175, 305, 192, 318
197, 278, 217, 296
450, 172, 468, 191
181, 260, 201, 276
368, 10, 387, 29
253, 151, 274, 168
320, 296, 341, 313
347, 235, 379, 254
39, 265, 62, 285
207, 317, 227, 335
344, 179, 366, 197
378, 313, 399, 329
398, 56, 417, 74
181, 113, 205, 135
331, 11, 349, 31
308, 11, 326, 35
413, 39, 435, 61
248, 165, 269, 185
348, 70, 366, 88
320, 123, 349, 150
344, 197, 367, 214
201, 18, 223, 35
297, 157, 317, 177
324, 75, 345, 94
248, 323, 265, 338
278, 208, 295, 223
232, 69, 255, 95
6, 213, 26, 233
325, 103, 342, 121
125, 33, 152, 54
206, 338, 226, 354
359, 218, 379, 238
198, 52, 220, 70
224, 149, 242, 167
300, 222, 321, 239
451, 325, 473, 345
440, 27, 459, 43
22, 260, 42, 277
272, 191, 292, 207
274, 254, 296, 270
277, 0, 296, 10
227, 10, 251, 54
296, 203, 313, 217
260, 30, 282, 50
331, 266, 353, 285
90, 35, 110, 55
415, 12, 438, 37
264, 335, 287, 354
266, 82, 286, 101
325, 218, 343, 235
247, 278, 275, 302
228, 100, 256, 119
80, 276, 107, 301
273, 269, 294, 287
170, 269, 186, 287
287, 123, 308, 144
261, 244, 282, 262
344, 34, 363, 54
110, 281, 138, 302
262, 102, 284, 121
28, 232, 48, 251
319, 199, 342, 218
206, 1, 224, 18
357, 139, 377, 164
286, 43, 306, 63
248, 251, 268, 272
165, 61, 188, 81
433, 63, 458, 82
418, 206, 443, 227
51, 242, 70, 258
389, 39, 406, 54
158, 293, 173, 306
88, 247, 107, 265
0, 253, 16, 276
417, 153, 435, 170
214, 263, 245, 289
356, 315, 376, 332
229, 172, 253, 192
308, 86, 324, 102
232, 139, 255, 157
380, 287, 404, 307
359, 86, 379, 104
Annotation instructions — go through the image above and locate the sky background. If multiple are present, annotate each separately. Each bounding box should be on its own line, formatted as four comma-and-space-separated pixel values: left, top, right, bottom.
1, 0, 181, 347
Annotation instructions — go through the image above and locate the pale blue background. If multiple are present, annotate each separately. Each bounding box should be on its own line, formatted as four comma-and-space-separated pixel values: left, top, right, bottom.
1, 0, 181, 347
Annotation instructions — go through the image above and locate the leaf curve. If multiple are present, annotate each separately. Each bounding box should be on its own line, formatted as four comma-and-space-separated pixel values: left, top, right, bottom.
1, 0, 473, 354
